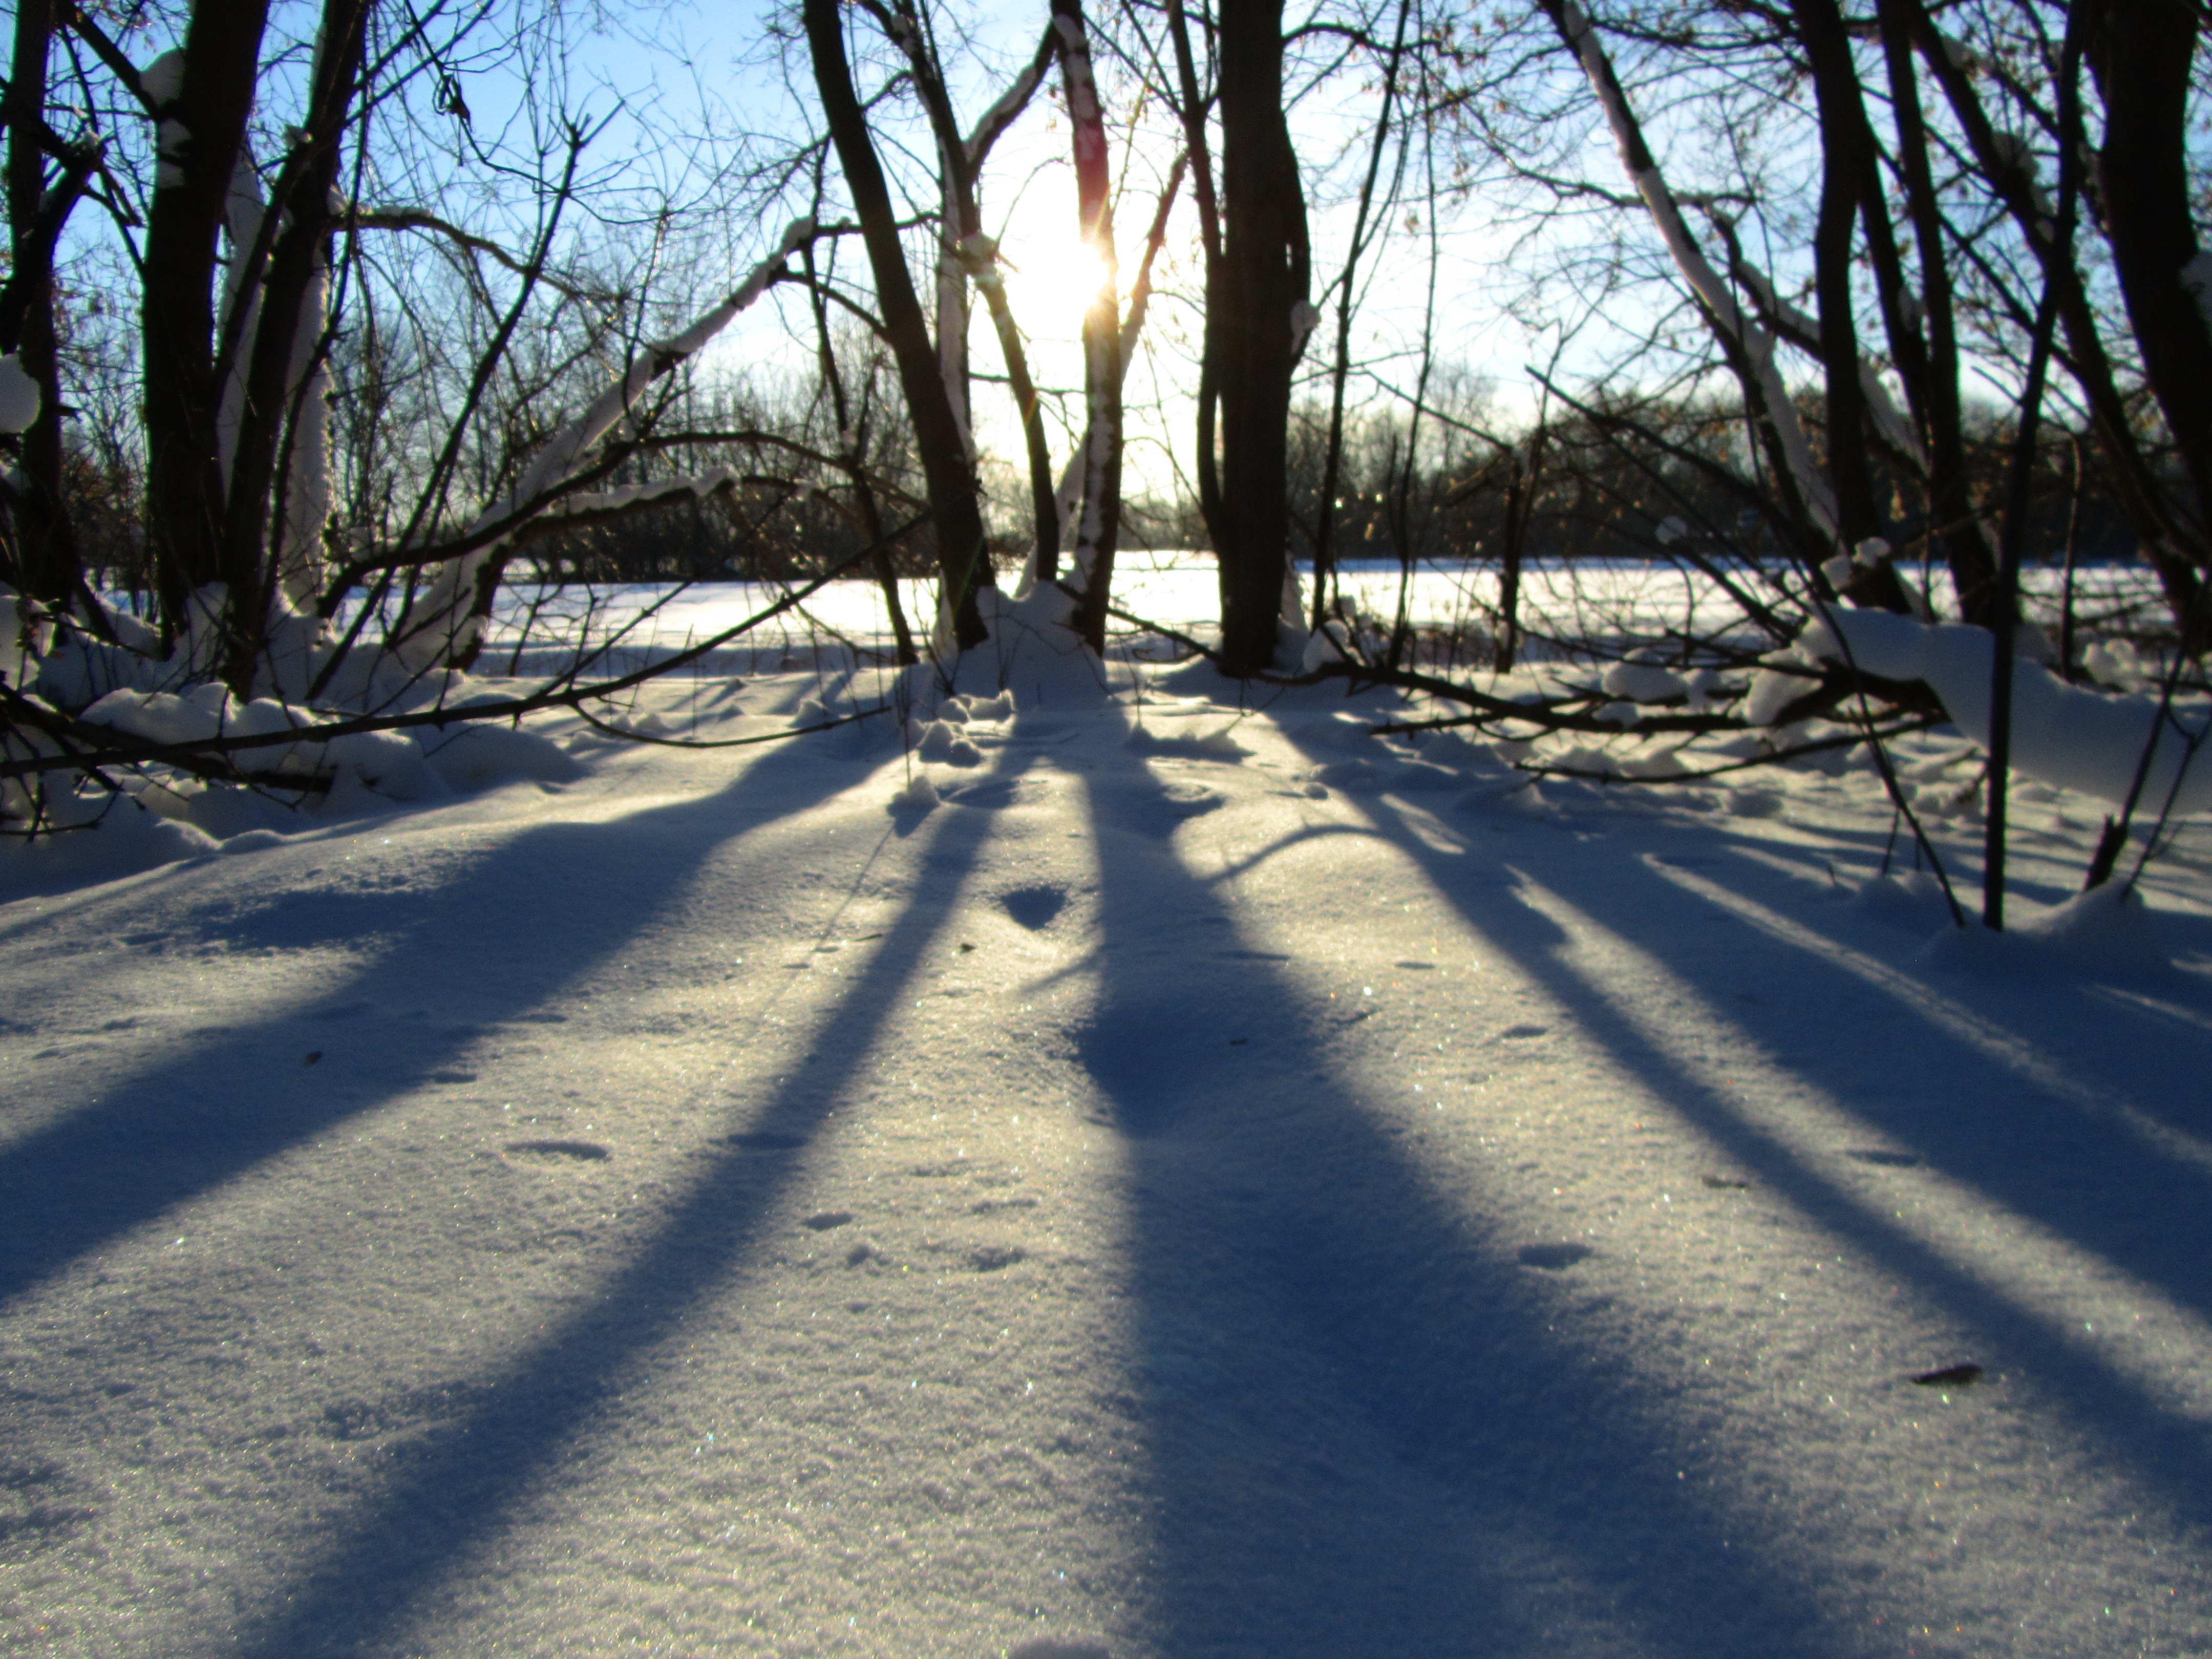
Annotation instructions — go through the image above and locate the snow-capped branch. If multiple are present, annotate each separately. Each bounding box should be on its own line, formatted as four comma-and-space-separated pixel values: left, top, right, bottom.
388, 218, 820, 672
1808, 609, 2212, 814
965, 25, 1059, 171
1540, 0, 1839, 545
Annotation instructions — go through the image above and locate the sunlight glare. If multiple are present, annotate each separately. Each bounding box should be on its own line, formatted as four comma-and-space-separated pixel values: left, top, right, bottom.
999, 236, 1114, 323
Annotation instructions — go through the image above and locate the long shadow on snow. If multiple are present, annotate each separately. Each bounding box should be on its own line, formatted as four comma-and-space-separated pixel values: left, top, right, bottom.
0, 730, 874, 1308
1073, 726, 1844, 1659
1317, 771, 2212, 1527
227, 747, 1033, 1657
1497, 805, 2212, 1323
1656, 818, 2212, 1163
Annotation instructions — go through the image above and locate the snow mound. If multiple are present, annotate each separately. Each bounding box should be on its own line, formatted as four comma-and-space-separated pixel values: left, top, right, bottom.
1920, 889, 2176, 982
0, 790, 217, 895
421, 721, 583, 791
887, 771, 940, 814
1848, 869, 1953, 928
2016, 883, 2173, 976
1815, 609, 2212, 813
1124, 724, 1249, 762
1922, 883, 2173, 982
910, 719, 982, 765
1603, 650, 1687, 704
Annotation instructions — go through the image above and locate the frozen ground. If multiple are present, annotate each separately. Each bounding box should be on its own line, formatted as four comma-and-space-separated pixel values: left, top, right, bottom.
4, 609, 2211, 1658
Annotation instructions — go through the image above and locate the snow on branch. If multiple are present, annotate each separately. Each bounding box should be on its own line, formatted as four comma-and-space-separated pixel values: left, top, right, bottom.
1542, 1, 1839, 545
965, 25, 1059, 171
497, 217, 819, 520
507, 470, 745, 541
1807, 609, 2212, 814
389, 218, 819, 671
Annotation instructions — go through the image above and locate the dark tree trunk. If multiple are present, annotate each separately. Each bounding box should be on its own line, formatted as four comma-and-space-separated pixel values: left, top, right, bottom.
2086, 0, 2212, 557
216, 0, 369, 691
2, 0, 82, 610
1164, 0, 1225, 559
140, 0, 273, 637
804, 0, 993, 651
1908, 0, 2207, 645
1213, 0, 1308, 675
1791, 0, 1912, 614
1874, 0, 1997, 626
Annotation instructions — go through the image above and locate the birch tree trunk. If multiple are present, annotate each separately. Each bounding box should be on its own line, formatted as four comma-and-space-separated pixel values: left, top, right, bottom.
140, 0, 274, 639
804, 0, 993, 652
216, 0, 368, 690
1053, 0, 1123, 653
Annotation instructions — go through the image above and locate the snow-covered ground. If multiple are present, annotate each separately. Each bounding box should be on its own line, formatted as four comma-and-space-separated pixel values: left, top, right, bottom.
4, 592, 2211, 1658
453, 555, 2170, 674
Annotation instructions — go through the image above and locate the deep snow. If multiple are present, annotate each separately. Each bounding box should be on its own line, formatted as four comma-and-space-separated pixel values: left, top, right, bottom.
3, 614, 2211, 1658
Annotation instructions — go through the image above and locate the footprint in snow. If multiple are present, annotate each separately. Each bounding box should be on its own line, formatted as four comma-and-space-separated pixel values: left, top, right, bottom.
1517, 1242, 1593, 1269
504, 1139, 609, 1161
1000, 884, 1068, 930
1010, 1638, 1111, 1659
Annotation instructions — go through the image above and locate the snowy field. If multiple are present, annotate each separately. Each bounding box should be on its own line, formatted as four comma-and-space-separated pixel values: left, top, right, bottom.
449, 554, 2173, 679
4, 571, 2211, 1658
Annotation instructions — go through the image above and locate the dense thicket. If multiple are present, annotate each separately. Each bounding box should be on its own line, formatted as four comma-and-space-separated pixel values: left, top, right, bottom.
4, 0, 2209, 910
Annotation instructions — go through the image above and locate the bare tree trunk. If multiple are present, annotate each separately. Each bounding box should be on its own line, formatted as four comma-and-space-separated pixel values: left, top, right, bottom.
804, 0, 993, 651
1213, 0, 1309, 675
1905, 0, 2208, 643
216, 0, 369, 691
1873, 0, 1996, 626
874, 11, 1060, 581
1164, 0, 1225, 554
2085, 0, 2212, 557
1496, 423, 1543, 673
140, 0, 274, 641
2, 0, 82, 610
1054, 0, 1123, 652
1790, 0, 1912, 614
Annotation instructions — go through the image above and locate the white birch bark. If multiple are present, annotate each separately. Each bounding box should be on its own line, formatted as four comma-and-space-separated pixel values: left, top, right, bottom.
215, 148, 265, 492
386, 218, 818, 672
1054, 6, 1119, 588
276, 243, 332, 609
1728, 261, 1926, 473
1554, 1, 1838, 543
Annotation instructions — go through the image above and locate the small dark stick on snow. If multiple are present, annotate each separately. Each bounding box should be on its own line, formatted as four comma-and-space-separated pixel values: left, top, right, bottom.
1910, 1364, 1983, 1387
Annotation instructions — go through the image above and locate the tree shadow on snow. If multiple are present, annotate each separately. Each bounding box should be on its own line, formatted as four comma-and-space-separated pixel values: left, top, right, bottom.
1070, 721, 1854, 1659
217, 745, 1038, 1657
1281, 752, 2212, 1547
0, 729, 889, 1307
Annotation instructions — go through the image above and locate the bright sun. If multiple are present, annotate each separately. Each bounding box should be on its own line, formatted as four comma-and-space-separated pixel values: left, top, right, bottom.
995, 236, 1115, 327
